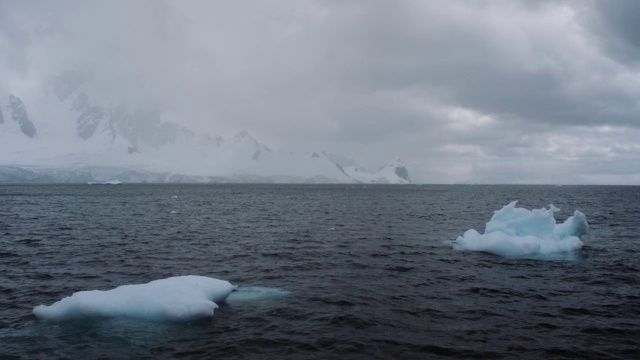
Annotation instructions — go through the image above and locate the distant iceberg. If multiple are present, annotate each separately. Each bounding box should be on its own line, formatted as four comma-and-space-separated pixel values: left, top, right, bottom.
450, 201, 588, 258
33, 276, 236, 322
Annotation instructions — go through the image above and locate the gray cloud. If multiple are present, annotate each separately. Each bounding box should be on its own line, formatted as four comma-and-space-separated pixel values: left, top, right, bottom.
1, 0, 640, 183
0, 0, 31, 91
590, 0, 640, 65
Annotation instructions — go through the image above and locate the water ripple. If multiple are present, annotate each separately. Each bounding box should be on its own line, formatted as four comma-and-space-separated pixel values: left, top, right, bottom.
0, 184, 639, 358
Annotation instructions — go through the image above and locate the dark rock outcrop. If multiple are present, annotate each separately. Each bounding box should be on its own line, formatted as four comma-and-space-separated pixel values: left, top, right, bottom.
395, 165, 410, 182
8, 95, 37, 138
77, 106, 106, 140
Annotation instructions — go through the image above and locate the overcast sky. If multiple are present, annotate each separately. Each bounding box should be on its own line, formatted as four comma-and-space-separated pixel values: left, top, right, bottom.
1, 0, 640, 183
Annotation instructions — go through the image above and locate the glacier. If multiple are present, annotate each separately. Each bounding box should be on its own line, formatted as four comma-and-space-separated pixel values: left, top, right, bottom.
450, 201, 588, 258
33, 276, 237, 322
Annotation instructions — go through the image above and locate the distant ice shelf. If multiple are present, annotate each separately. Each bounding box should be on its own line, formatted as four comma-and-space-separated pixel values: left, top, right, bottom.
0, 163, 411, 184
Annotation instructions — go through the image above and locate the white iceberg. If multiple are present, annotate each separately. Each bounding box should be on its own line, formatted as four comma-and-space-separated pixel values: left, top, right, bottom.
33, 275, 237, 322
451, 201, 588, 258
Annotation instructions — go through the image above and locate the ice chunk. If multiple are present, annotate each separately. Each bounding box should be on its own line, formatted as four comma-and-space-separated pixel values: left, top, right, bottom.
33, 276, 237, 322
450, 201, 588, 258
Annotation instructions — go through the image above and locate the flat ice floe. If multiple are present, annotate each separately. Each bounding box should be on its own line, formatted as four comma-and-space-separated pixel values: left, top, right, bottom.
450, 201, 588, 258
33, 276, 237, 322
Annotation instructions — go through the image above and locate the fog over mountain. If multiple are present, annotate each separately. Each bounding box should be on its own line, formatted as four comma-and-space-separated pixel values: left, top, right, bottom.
2, 0, 640, 184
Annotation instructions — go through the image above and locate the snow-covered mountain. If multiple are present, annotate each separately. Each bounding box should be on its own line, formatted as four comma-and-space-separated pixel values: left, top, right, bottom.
323, 153, 410, 185
0, 72, 411, 184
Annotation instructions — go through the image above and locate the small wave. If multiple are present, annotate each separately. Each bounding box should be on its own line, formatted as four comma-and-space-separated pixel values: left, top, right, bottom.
324, 314, 376, 329
0, 251, 20, 258
371, 339, 504, 358
308, 296, 359, 307
385, 265, 414, 273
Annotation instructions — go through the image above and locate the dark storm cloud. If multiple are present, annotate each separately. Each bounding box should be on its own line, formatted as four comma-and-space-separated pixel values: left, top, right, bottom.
591, 0, 640, 65
317, 1, 640, 130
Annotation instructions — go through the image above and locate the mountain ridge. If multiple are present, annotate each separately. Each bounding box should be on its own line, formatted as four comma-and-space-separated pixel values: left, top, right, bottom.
0, 71, 412, 184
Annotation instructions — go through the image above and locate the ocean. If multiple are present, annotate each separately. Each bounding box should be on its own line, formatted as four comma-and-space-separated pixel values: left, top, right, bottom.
1, 184, 639, 359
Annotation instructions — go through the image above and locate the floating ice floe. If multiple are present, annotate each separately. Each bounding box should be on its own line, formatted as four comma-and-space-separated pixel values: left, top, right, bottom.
33, 276, 237, 322
450, 201, 588, 258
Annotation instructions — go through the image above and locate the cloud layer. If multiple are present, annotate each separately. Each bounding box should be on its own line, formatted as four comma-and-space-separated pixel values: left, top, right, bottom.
1, 0, 640, 183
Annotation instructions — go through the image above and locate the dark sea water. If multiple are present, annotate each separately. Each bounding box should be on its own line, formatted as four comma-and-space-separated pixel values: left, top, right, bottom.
1, 184, 639, 359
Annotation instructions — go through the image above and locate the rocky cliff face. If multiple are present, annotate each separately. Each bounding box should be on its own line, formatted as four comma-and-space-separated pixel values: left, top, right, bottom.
382, 158, 411, 183
75, 95, 106, 140
51, 71, 194, 149
8, 95, 37, 138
